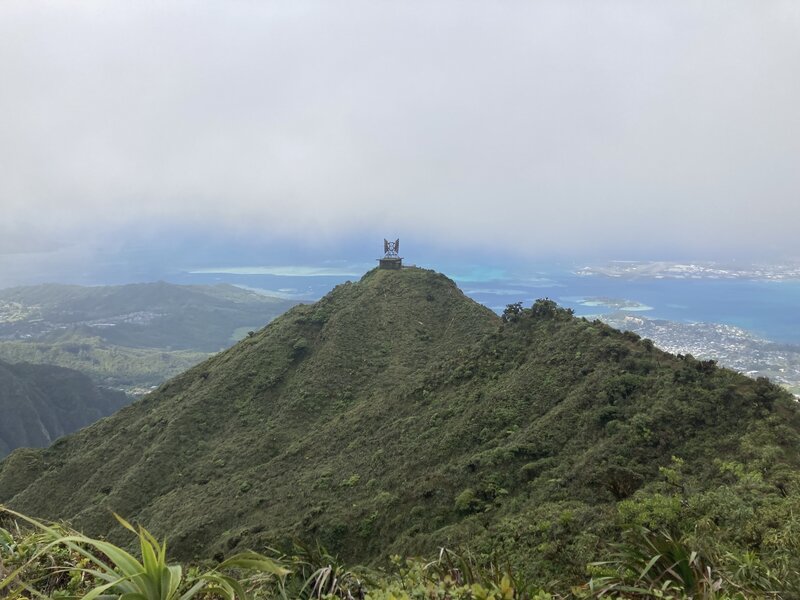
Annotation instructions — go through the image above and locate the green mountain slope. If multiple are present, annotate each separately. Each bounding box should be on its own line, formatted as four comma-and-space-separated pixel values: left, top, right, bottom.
0, 359, 128, 457
1, 268, 798, 585
0, 282, 296, 391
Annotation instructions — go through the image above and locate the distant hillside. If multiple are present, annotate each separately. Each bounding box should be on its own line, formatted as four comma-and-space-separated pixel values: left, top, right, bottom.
0, 282, 296, 391
2, 268, 798, 587
0, 359, 128, 458
0, 282, 295, 351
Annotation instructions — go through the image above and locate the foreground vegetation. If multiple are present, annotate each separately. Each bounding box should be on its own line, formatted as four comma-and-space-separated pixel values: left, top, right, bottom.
2, 269, 800, 593
0, 507, 288, 599
1, 506, 795, 598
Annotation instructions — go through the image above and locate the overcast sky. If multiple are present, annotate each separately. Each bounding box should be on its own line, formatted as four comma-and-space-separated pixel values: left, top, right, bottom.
1, 0, 799, 262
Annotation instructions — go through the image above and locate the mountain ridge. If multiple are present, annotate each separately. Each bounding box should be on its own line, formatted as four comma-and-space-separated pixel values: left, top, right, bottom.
2, 267, 798, 585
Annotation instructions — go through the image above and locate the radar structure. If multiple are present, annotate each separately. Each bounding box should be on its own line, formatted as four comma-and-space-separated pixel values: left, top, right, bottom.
378, 238, 403, 269
384, 238, 400, 257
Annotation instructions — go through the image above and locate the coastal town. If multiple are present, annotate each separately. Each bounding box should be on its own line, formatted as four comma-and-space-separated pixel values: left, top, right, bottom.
601, 312, 800, 396
577, 260, 800, 280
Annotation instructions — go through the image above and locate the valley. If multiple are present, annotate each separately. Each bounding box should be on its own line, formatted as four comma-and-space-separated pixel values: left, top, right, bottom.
0, 282, 296, 392
0, 358, 128, 457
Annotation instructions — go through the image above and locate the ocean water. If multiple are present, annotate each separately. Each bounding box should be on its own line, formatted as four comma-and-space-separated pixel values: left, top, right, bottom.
174, 263, 800, 346
6, 236, 796, 345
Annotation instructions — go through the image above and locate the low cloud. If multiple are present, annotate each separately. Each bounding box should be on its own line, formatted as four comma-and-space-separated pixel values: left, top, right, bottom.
1, 0, 798, 259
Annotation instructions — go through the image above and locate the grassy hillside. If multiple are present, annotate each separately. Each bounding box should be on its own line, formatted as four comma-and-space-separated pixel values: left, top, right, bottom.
0, 359, 128, 457
1, 268, 798, 591
0, 282, 296, 391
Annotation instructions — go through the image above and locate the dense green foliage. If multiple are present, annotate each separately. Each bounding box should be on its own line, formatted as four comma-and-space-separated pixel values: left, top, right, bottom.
0, 359, 127, 458
0, 507, 288, 599
1, 268, 799, 593
0, 282, 295, 390
1, 507, 794, 598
